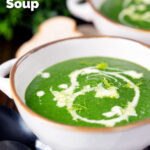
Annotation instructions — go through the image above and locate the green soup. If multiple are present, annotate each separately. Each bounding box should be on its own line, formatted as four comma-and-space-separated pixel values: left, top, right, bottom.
100, 0, 150, 30
25, 57, 150, 127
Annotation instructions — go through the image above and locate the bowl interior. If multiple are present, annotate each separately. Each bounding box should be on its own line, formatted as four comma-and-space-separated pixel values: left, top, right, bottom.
13, 37, 150, 104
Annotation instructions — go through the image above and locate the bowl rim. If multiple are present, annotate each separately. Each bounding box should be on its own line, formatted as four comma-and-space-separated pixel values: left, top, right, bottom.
87, 0, 150, 33
10, 35, 150, 133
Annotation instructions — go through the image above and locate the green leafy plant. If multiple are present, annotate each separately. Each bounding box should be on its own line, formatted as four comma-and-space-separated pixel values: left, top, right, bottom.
0, 0, 70, 40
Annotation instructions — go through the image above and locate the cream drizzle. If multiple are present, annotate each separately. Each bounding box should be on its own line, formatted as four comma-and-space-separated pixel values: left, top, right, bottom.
123, 71, 143, 79
37, 91, 45, 97
39, 72, 50, 78
59, 84, 68, 89
49, 66, 143, 127
119, 0, 150, 27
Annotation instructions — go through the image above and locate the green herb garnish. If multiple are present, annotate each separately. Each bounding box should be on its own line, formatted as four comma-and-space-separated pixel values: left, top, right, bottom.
123, 82, 132, 88
96, 62, 108, 69
136, 82, 142, 87
71, 104, 87, 111
102, 77, 113, 88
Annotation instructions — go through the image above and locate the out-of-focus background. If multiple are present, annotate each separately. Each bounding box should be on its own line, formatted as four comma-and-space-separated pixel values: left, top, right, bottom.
1, 0, 71, 63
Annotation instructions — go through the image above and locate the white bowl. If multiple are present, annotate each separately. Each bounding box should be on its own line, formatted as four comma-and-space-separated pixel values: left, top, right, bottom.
1, 36, 150, 150
67, 0, 150, 45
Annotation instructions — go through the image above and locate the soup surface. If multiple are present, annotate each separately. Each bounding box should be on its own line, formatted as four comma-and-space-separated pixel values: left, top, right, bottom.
100, 0, 150, 30
25, 57, 150, 127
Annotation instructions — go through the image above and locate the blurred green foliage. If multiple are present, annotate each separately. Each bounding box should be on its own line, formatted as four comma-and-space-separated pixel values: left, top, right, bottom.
0, 0, 70, 40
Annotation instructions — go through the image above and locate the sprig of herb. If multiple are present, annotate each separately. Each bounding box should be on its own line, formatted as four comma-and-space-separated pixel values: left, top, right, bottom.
123, 81, 142, 88
96, 62, 108, 70
123, 82, 132, 88
135, 81, 142, 87
71, 104, 87, 111
102, 78, 113, 88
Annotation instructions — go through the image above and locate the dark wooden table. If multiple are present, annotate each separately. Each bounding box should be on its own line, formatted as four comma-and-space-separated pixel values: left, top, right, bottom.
0, 40, 17, 110
0, 28, 32, 110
